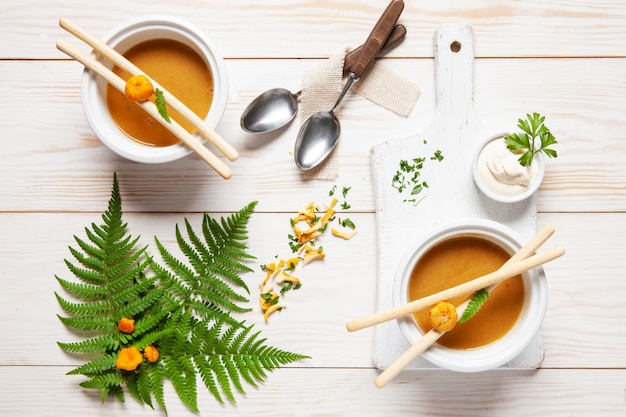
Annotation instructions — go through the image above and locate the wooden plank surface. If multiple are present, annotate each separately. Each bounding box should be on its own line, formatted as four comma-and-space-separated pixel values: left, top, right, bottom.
2, 1, 626, 416
0, 367, 624, 417
4, 0, 626, 59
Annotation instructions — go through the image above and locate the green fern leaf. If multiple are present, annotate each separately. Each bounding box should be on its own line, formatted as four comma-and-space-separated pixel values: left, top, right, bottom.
195, 356, 225, 404
57, 335, 119, 353
459, 288, 491, 323
63, 259, 105, 285
67, 353, 117, 375
56, 175, 309, 413
56, 276, 108, 299
164, 356, 199, 413
78, 370, 124, 389
57, 314, 115, 332
55, 292, 110, 316
211, 355, 237, 403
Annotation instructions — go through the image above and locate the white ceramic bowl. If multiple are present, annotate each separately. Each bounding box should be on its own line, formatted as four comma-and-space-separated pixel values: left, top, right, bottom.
392, 219, 548, 372
472, 133, 545, 203
81, 15, 228, 163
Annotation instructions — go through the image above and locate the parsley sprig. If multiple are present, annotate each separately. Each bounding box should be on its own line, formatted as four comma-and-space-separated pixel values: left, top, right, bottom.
155, 88, 171, 123
504, 112, 557, 166
459, 288, 490, 323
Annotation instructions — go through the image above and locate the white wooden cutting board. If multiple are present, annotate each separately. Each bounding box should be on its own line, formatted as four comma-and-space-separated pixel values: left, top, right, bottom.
370, 24, 543, 370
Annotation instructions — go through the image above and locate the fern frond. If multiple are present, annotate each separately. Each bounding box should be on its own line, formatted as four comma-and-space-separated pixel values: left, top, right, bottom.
195, 356, 225, 404
56, 176, 309, 413
154, 236, 197, 291
63, 259, 105, 285
73, 234, 105, 261
112, 280, 162, 320
78, 369, 124, 389
67, 352, 117, 375
57, 335, 119, 353
223, 355, 245, 396
55, 292, 110, 316
134, 362, 163, 410
56, 276, 108, 299
68, 245, 105, 272
57, 314, 114, 332
164, 356, 199, 413
208, 355, 236, 404
103, 384, 125, 403
105, 247, 150, 283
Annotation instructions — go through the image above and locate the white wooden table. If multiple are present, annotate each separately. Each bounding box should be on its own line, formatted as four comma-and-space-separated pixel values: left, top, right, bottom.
1, 1, 625, 415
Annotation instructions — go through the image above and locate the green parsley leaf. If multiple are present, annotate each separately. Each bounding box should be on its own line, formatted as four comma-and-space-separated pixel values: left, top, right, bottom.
155, 88, 171, 123
459, 288, 491, 323
503, 112, 558, 167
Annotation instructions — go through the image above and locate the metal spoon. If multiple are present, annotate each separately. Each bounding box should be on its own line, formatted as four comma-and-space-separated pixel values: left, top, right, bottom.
294, 0, 405, 170
240, 23, 407, 134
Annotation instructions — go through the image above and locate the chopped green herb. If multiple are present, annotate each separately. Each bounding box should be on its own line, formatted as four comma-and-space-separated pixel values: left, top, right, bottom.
280, 282, 293, 295
342, 186, 351, 198
329, 185, 337, 196
392, 146, 444, 205
340, 218, 356, 229
341, 201, 351, 210
431, 150, 444, 161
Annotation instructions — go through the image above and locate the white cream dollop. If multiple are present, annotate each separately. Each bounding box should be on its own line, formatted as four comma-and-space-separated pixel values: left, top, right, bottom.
476, 138, 537, 197
487, 153, 530, 186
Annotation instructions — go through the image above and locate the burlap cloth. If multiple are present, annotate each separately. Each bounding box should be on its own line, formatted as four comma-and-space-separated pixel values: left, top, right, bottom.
300, 49, 420, 180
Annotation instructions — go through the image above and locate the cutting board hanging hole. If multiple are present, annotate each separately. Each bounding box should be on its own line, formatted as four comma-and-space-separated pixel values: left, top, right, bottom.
450, 40, 462, 53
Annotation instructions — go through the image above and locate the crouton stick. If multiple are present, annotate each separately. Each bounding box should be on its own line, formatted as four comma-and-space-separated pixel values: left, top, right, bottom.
347, 225, 562, 332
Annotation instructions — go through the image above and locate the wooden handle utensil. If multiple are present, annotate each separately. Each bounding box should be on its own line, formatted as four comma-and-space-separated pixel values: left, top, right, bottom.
350, 0, 405, 78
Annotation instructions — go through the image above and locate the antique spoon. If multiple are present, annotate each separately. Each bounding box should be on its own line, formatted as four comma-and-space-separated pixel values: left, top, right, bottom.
294, 0, 404, 170
240, 24, 406, 134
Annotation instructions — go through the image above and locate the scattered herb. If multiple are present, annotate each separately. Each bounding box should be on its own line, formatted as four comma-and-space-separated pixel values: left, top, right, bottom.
55, 174, 309, 413
503, 112, 558, 166
392, 149, 444, 204
431, 150, 444, 161
339, 218, 356, 229
459, 288, 491, 323
155, 88, 171, 123
340, 201, 351, 210
342, 186, 351, 198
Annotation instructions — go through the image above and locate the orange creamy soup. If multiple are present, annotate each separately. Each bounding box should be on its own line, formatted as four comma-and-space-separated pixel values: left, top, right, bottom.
408, 235, 525, 350
107, 38, 214, 147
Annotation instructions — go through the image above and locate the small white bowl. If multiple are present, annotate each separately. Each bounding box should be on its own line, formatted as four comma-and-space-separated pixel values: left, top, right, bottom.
472, 133, 545, 203
392, 219, 548, 372
81, 15, 228, 163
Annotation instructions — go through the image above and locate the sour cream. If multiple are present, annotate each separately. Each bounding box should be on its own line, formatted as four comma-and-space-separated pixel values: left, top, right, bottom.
475, 138, 538, 197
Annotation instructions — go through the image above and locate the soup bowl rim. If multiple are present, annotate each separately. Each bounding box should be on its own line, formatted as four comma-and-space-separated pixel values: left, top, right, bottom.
80, 14, 228, 163
392, 218, 548, 373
